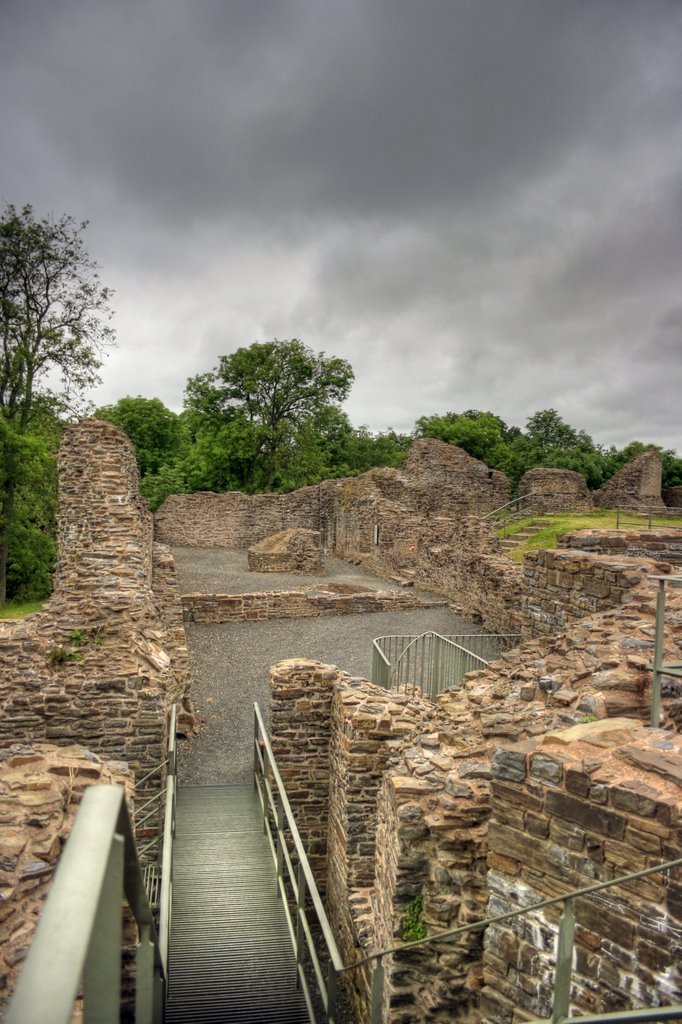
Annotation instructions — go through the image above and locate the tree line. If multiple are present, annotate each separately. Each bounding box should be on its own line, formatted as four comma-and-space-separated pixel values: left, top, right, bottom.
2, 202, 680, 607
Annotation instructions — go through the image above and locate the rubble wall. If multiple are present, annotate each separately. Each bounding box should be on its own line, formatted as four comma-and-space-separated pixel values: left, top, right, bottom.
594, 451, 665, 511
518, 468, 593, 513
247, 528, 323, 574
482, 724, 682, 1022
0, 744, 134, 1013
0, 419, 192, 788
559, 528, 682, 566
520, 549, 667, 639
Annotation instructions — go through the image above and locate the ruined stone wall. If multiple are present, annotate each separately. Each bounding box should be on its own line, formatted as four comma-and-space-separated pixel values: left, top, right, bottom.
183, 586, 442, 624
482, 723, 682, 1022
155, 488, 321, 547
518, 467, 593, 513
559, 527, 682, 566
247, 528, 323, 574
0, 744, 134, 1013
0, 419, 192, 791
594, 450, 665, 511
664, 486, 682, 508
520, 549, 667, 639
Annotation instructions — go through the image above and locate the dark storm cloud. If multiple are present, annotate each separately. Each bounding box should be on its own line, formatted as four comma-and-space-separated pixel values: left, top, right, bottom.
1, 0, 680, 450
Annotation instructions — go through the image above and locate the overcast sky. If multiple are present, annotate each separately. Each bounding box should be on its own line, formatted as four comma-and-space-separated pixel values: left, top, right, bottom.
2, 0, 681, 451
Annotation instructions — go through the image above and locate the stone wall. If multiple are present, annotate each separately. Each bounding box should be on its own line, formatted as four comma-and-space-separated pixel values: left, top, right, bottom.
268, 570, 682, 1023
594, 450, 665, 511
559, 527, 682, 566
664, 486, 682, 508
482, 722, 682, 1022
155, 487, 322, 547
0, 419, 193, 794
183, 585, 444, 624
0, 744, 134, 1013
520, 549, 667, 639
518, 468, 593, 513
247, 528, 324, 574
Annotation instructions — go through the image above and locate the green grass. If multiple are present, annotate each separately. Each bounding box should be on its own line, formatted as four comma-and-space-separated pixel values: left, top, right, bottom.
0, 599, 46, 619
497, 510, 682, 564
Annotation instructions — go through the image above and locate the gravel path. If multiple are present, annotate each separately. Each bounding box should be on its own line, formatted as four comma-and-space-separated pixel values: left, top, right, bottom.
175, 547, 483, 786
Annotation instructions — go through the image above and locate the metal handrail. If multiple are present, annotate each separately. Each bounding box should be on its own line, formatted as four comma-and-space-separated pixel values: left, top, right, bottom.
616, 507, 682, 530
339, 855, 682, 1024
5, 786, 165, 1024
253, 702, 344, 1022
158, 703, 177, 971
372, 631, 521, 699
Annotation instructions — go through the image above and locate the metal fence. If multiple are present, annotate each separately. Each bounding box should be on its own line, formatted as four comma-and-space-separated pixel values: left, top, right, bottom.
372, 630, 521, 700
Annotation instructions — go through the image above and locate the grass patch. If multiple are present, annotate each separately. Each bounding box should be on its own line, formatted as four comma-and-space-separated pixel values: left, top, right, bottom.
0, 599, 46, 619
499, 510, 682, 564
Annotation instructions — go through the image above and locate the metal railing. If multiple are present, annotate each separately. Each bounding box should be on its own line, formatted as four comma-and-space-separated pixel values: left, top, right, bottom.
253, 703, 345, 1023
372, 631, 521, 699
484, 492, 546, 536
615, 508, 682, 530
340, 855, 682, 1024
5, 785, 166, 1024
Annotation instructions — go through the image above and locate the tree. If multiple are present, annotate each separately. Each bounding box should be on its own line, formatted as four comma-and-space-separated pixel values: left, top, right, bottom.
0, 204, 114, 604
95, 396, 182, 477
184, 339, 354, 490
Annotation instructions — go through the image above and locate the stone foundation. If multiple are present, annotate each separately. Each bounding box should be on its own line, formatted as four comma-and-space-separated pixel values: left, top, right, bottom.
559, 528, 682, 566
183, 585, 444, 624
247, 528, 324, 574
663, 486, 682, 509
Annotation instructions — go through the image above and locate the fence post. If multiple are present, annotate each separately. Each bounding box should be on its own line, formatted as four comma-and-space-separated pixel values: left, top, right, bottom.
370, 956, 385, 1024
275, 793, 285, 894
83, 833, 124, 1023
551, 896, 575, 1024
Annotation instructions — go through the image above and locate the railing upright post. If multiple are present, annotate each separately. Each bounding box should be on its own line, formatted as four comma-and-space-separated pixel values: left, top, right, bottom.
551, 896, 575, 1024
651, 578, 666, 728
253, 707, 259, 790
295, 861, 307, 986
326, 959, 338, 1024
135, 923, 155, 1024
275, 793, 285, 894
83, 833, 124, 1024
370, 956, 385, 1024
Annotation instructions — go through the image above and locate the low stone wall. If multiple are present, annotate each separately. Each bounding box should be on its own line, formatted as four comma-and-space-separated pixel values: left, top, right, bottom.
520, 549, 667, 638
0, 744, 134, 1013
183, 586, 444, 624
559, 528, 682, 566
518, 467, 593, 513
482, 722, 682, 1022
247, 528, 323, 574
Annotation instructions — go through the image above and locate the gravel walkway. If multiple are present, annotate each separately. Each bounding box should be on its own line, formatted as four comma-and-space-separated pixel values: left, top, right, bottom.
175, 547, 483, 786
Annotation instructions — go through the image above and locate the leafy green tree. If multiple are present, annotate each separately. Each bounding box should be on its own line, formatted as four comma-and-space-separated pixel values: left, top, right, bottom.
185, 339, 354, 490
95, 396, 182, 477
0, 204, 114, 604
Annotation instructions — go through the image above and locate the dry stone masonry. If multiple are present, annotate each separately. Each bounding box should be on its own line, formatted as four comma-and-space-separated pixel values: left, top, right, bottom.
247, 528, 324, 574
593, 450, 665, 511
518, 468, 592, 513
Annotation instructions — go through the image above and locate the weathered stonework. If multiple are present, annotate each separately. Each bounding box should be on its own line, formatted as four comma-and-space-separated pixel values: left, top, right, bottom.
268, 570, 682, 1023
183, 585, 444, 624
594, 450, 665, 511
520, 549, 668, 639
0, 419, 193, 790
0, 744, 134, 1013
559, 527, 682, 566
518, 468, 593, 513
482, 724, 682, 1023
247, 528, 324, 574
663, 486, 682, 509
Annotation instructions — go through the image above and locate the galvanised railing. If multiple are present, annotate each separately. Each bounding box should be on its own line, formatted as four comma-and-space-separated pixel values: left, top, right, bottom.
615, 508, 682, 530
372, 631, 521, 699
254, 702, 345, 1023
484, 492, 546, 536
340, 854, 682, 1024
5, 785, 166, 1024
